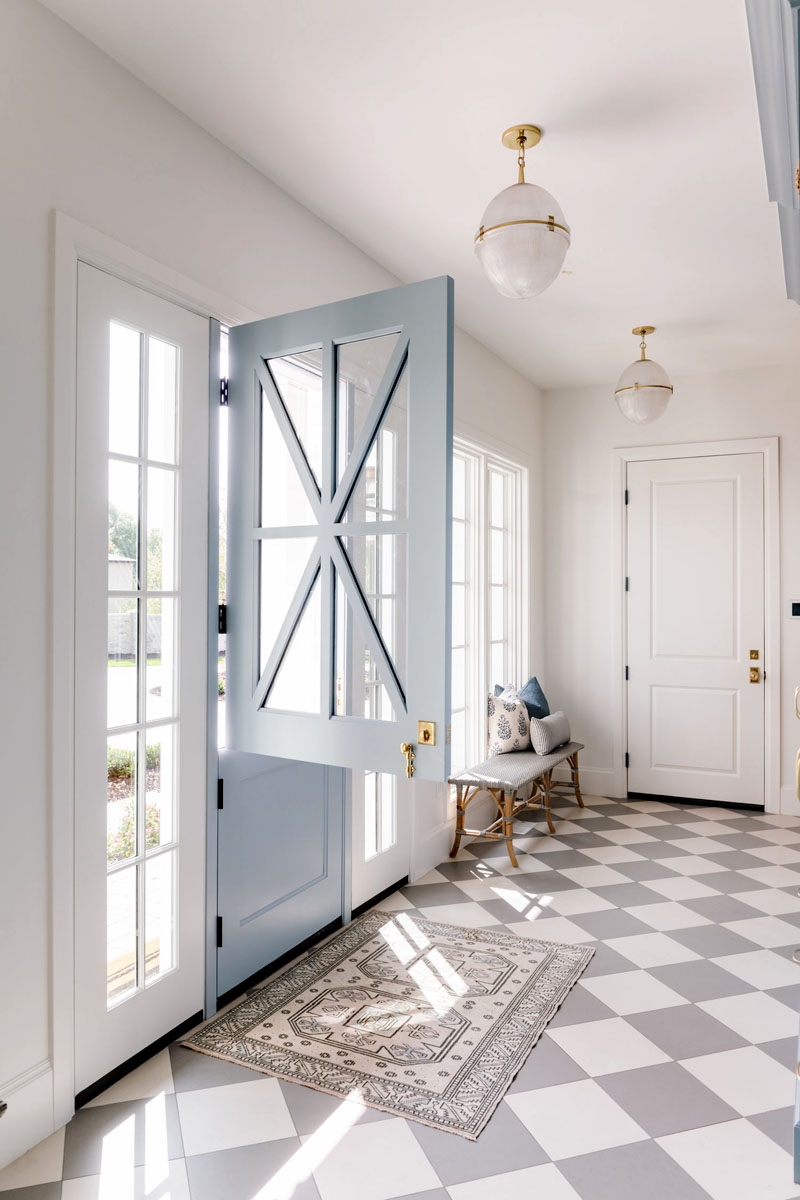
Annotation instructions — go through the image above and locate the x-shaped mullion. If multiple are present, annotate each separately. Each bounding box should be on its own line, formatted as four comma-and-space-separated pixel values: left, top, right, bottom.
256, 359, 323, 517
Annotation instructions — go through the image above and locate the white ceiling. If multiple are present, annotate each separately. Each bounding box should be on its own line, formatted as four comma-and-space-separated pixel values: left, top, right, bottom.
41, 0, 800, 388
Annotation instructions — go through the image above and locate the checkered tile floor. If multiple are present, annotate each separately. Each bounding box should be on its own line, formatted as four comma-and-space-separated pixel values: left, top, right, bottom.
5, 794, 800, 1199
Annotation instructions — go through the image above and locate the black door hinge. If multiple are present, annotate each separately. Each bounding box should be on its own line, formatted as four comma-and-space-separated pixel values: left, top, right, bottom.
625, 665, 629, 680
217, 778, 224, 810
625, 576, 630, 592
625, 751, 630, 768
624, 489, 629, 505
218, 603, 227, 634
216, 916, 223, 948
220, 378, 228, 406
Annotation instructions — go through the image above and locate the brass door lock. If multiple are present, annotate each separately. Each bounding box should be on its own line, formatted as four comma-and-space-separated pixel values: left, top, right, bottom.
417, 721, 436, 746
400, 742, 415, 778
750, 667, 761, 684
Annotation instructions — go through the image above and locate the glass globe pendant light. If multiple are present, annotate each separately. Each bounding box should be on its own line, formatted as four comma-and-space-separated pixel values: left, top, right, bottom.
474, 124, 570, 299
614, 326, 674, 424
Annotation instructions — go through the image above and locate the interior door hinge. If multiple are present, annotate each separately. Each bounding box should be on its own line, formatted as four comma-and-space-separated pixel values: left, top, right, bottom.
625, 576, 630, 592
216, 916, 223, 948
220, 378, 228, 406
625, 665, 629, 680
218, 603, 227, 634
624, 488, 629, 505
625, 751, 630, 768
217, 778, 224, 810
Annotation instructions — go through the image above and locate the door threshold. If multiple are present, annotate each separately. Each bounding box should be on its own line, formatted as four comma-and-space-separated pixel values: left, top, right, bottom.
627, 792, 765, 812
75, 1009, 203, 1109
352, 877, 409, 920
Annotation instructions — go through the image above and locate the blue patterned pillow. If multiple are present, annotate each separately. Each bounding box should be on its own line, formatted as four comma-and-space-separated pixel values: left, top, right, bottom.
494, 677, 550, 720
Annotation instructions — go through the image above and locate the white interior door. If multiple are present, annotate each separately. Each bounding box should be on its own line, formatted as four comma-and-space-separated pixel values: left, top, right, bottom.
74, 264, 209, 1093
351, 772, 411, 909
626, 453, 765, 805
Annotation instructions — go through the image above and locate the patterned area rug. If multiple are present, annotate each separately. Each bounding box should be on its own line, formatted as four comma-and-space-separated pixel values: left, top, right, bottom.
184, 911, 593, 1139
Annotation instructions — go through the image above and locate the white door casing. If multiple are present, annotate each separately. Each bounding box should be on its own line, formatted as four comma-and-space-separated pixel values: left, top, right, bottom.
74, 264, 209, 1092
626, 452, 765, 805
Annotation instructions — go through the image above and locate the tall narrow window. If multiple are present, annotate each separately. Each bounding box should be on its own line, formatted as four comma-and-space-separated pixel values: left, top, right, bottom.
450, 439, 526, 770
106, 325, 181, 1005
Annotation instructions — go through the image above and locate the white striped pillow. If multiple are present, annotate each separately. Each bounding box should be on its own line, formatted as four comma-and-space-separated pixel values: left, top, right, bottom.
529, 710, 571, 755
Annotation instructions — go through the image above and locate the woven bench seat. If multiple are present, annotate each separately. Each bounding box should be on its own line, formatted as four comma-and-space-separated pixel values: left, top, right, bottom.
448, 741, 584, 867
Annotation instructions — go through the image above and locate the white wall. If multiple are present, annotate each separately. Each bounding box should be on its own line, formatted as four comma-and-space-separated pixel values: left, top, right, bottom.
0, 0, 543, 1165
543, 364, 800, 803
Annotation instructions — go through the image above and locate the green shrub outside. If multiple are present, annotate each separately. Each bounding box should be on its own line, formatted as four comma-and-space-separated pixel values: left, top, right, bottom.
107, 744, 161, 781
107, 794, 161, 861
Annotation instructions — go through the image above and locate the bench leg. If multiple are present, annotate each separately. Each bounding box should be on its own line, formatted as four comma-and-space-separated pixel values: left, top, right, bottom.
569, 751, 584, 808
541, 771, 556, 834
502, 790, 519, 868
449, 784, 464, 857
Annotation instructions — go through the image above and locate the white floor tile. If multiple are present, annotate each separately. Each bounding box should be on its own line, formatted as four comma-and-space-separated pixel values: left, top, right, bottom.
176, 1077, 296, 1156
580, 970, 688, 1015
739, 865, 800, 888
576, 846, 645, 865
658, 1118, 799, 1200
713, 949, 800, 990
447, 1162, 581, 1200
373, 891, 416, 912
504, 916, 596, 944
595, 828, 657, 846
746, 844, 800, 865
453, 878, 528, 907
721, 915, 800, 948
625, 902, 712, 931
558, 865, 631, 888
667, 837, 737, 856
698, 991, 799, 1043
417, 901, 499, 928
605, 932, 701, 968
731, 888, 800, 915
408, 867, 450, 885
547, 1017, 670, 1077
506, 1079, 648, 1160
61, 1160, 191, 1200
641, 876, 720, 901
680, 1046, 795, 1116
676, 820, 750, 837
84, 1048, 174, 1107
626, 801, 677, 813
751, 828, 800, 846
657, 856, 727, 877
545, 889, 616, 917
308, 1116, 441, 1200
0, 1127, 65, 1192
607, 813, 668, 828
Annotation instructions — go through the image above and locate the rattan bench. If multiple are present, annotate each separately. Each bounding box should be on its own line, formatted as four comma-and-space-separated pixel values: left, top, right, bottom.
448, 741, 584, 867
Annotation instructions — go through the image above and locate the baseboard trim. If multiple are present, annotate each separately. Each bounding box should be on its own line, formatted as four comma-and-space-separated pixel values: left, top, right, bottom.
552, 764, 624, 799
352, 878, 409, 919
626, 791, 765, 812
75, 1011, 203, 1110
0, 1061, 54, 1172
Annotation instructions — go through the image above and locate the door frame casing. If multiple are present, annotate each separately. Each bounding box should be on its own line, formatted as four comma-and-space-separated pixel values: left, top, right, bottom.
610, 437, 780, 812
50, 212, 257, 1137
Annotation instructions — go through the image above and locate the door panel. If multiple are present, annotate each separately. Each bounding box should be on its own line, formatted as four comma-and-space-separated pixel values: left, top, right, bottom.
74, 265, 208, 1091
227, 277, 454, 781
217, 751, 344, 997
626, 453, 765, 805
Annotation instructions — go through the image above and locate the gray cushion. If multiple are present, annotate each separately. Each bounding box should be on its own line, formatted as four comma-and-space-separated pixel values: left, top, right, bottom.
530, 710, 571, 755
449, 742, 583, 790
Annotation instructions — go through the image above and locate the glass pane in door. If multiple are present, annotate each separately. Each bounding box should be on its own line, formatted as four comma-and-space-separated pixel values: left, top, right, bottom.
109, 322, 141, 457
260, 384, 317, 527
265, 576, 322, 713
259, 537, 317, 677
336, 333, 400, 482
147, 337, 178, 464
342, 364, 408, 521
107, 731, 137, 864
107, 865, 138, 1006
266, 350, 324, 491
334, 567, 396, 721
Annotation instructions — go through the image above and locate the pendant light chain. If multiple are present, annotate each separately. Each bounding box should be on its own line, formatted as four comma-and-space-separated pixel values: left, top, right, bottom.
517, 130, 527, 185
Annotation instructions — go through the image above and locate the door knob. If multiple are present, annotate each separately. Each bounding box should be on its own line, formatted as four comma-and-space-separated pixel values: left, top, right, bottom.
795, 685, 800, 720
400, 742, 415, 779
749, 667, 761, 684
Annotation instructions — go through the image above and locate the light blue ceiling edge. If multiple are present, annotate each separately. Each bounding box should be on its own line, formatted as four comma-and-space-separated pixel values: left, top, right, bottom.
745, 0, 800, 302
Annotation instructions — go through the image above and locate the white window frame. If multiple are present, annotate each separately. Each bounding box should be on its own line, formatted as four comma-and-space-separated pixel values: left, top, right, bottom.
451, 435, 528, 771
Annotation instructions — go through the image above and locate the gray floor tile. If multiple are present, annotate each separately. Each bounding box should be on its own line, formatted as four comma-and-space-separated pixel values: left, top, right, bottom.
590, 882, 668, 908
704, 850, 769, 870
511, 871, 581, 894
760, 1037, 797, 1071
668, 924, 760, 959
771, 907, 800, 930
62, 1094, 184, 1178
682, 895, 763, 924
596, 1061, 739, 1136
400, 882, 470, 907
699, 870, 765, 894
545, 832, 618, 850
435, 860, 501, 882
649, 959, 759, 1002
711, 832, 776, 850
507, 1031, 589, 1092
627, 1005, 748, 1059
547, 984, 618, 1028
475, 897, 541, 925
765, 982, 800, 1009
574, 816, 638, 833
638, 828, 702, 846
570, 908, 653, 939
169, 1042, 266, 1092
185, 1136, 320, 1200
408, 1098, 548, 1185
608, 859, 681, 882
557, 1136, 714, 1200
395, 1192, 451, 1200
580, 943, 641, 977
0, 1187, 62, 1200
278, 1079, 391, 1136
750, 1107, 796, 1155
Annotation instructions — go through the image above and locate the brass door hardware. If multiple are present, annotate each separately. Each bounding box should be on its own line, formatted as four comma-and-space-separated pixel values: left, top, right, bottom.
750, 650, 759, 660
417, 721, 436, 746
749, 667, 761, 684
795, 685, 800, 720
400, 742, 415, 779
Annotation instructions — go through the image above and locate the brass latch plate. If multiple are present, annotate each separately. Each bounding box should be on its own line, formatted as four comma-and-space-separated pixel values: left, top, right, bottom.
418, 721, 436, 746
